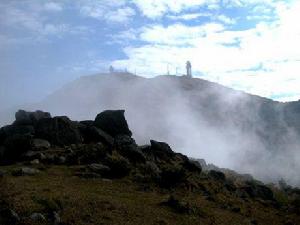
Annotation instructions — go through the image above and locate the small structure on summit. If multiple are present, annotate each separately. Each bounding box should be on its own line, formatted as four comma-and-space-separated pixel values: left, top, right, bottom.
186, 61, 192, 78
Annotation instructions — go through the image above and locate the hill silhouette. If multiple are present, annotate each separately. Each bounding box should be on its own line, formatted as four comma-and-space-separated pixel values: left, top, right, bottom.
1, 73, 300, 185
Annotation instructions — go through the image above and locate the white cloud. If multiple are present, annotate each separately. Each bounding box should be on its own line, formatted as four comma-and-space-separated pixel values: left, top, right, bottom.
113, 0, 300, 101
0, 1, 92, 45
44, 2, 63, 12
131, 0, 287, 19
140, 23, 225, 46
132, 0, 219, 19
78, 0, 135, 23
217, 15, 236, 24
109, 28, 139, 45
167, 12, 211, 20
105, 7, 136, 23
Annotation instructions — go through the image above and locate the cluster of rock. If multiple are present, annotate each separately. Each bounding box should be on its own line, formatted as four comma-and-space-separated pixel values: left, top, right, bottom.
0, 109, 202, 186
195, 158, 254, 182
1, 109, 298, 207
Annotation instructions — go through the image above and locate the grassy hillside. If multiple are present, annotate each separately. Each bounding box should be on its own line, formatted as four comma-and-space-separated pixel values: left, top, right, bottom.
1, 164, 299, 225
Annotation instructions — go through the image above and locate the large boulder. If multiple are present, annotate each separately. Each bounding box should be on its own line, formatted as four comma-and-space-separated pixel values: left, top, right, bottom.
159, 165, 187, 188
3, 134, 33, 163
1, 124, 35, 138
94, 110, 132, 137
14, 110, 51, 126
87, 163, 111, 177
114, 135, 145, 163
66, 143, 108, 165
35, 116, 82, 146
182, 159, 202, 173
147, 140, 175, 162
12, 167, 40, 176
78, 121, 114, 145
31, 139, 51, 150
238, 181, 274, 200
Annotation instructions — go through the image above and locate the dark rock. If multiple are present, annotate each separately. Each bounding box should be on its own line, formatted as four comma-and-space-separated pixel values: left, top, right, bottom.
144, 161, 161, 178
30, 213, 46, 222
182, 159, 202, 173
88, 163, 110, 176
239, 182, 274, 200
22, 151, 45, 161
137, 161, 161, 183
94, 110, 132, 137
115, 135, 145, 163
67, 143, 108, 165
1, 124, 35, 138
53, 211, 61, 225
36, 116, 82, 146
43, 154, 55, 164
159, 165, 187, 188
0, 209, 20, 225
54, 156, 66, 165
195, 158, 207, 170
79, 120, 94, 126
3, 134, 33, 163
14, 109, 51, 125
209, 170, 226, 181
12, 167, 40, 176
254, 184, 274, 201
79, 122, 114, 145
31, 138, 50, 150
149, 140, 174, 162
30, 159, 40, 165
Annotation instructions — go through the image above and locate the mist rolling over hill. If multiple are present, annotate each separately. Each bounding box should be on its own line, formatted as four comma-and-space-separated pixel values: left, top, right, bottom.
3, 0, 300, 223
4, 72, 300, 186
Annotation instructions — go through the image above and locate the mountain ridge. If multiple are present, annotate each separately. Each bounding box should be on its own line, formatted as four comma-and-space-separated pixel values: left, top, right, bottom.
1, 73, 300, 185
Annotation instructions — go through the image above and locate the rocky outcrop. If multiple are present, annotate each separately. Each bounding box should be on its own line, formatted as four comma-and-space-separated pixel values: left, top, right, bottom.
2, 134, 33, 163
31, 138, 51, 150
1, 108, 300, 225
14, 110, 51, 126
237, 181, 274, 201
12, 167, 40, 176
94, 110, 132, 137
78, 121, 114, 145
0, 109, 280, 203
115, 135, 145, 163
35, 116, 82, 146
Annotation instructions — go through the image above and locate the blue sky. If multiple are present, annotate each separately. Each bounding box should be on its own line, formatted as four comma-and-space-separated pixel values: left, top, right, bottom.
1, 0, 300, 110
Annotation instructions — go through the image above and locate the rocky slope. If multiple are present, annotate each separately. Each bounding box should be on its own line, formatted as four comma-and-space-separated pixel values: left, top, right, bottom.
0, 109, 300, 225
1, 73, 300, 184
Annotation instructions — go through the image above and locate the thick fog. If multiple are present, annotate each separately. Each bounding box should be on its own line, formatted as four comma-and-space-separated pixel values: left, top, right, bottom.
1, 73, 300, 186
